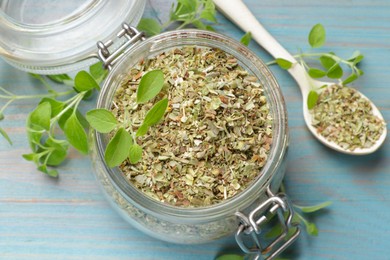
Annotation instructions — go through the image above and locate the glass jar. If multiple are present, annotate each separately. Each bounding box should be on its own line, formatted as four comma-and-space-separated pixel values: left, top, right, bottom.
91, 28, 299, 258
0, 0, 146, 74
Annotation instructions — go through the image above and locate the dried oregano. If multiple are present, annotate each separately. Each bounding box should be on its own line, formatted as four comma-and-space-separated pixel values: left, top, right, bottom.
310, 84, 385, 151
112, 46, 273, 207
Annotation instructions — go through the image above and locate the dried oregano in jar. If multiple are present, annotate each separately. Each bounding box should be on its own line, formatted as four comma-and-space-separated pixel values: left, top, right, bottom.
111, 46, 273, 207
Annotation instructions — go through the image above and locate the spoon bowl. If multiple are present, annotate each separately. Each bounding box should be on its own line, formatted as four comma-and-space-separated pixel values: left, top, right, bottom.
213, 0, 387, 155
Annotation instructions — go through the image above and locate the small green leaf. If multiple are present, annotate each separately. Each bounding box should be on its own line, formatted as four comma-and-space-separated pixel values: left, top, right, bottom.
137, 18, 162, 37
275, 58, 293, 70
240, 32, 252, 46
58, 108, 89, 130
308, 23, 326, 48
215, 254, 244, 260
37, 164, 58, 177
44, 138, 69, 166
0, 127, 12, 145
137, 70, 165, 104
200, 9, 217, 23
296, 201, 332, 213
64, 113, 89, 154
352, 54, 364, 65
308, 68, 327, 78
39, 98, 65, 118
307, 90, 319, 110
342, 73, 358, 85
28, 102, 51, 131
86, 109, 118, 133
0, 113, 4, 121
347, 51, 363, 62
306, 222, 319, 236
192, 20, 207, 30
22, 153, 39, 163
104, 127, 133, 167
327, 64, 343, 79
136, 123, 149, 137
129, 144, 143, 164
265, 223, 283, 239
47, 74, 72, 84
74, 70, 100, 92
319, 55, 336, 70
89, 62, 108, 84
143, 98, 168, 126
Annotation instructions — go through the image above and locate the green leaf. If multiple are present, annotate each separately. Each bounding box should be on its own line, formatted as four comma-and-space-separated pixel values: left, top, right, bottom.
308, 23, 326, 48
327, 64, 343, 79
192, 20, 207, 30
128, 144, 143, 164
89, 62, 108, 84
215, 254, 244, 260
136, 123, 149, 137
308, 68, 327, 78
319, 55, 336, 70
0, 112, 4, 121
104, 127, 133, 167
200, 9, 217, 23
58, 108, 89, 130
265, 223, 283, 239
275, 58, 293, 70
39, 98, 65, 118
170, 0, 197, 21
348, 50, 360, 60
306, 221, 319, 236
47, 74, 72, 84
137, 70, 165, 104
307, 90, 319, 110
37, 164, 58, 177
63, 113, 89, 154
296, 201, 332, 213
342, 73, 358, 85
22, 153, 39, 164
28, 101, 51, 131
44, 138, 69, 166
137, 18, 162, 37
86, 109, 118, 133
0, 127, 12, 145
74, 70, 100, 92
143, 98, 168, 126
352, 54, 364, 65
240, 32, 252, 46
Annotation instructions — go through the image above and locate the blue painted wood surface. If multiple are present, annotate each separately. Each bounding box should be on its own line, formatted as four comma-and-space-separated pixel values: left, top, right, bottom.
1, 0, 389, 259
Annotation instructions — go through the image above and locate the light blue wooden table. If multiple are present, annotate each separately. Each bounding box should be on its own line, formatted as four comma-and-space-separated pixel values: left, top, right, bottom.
1, 0, 389, 259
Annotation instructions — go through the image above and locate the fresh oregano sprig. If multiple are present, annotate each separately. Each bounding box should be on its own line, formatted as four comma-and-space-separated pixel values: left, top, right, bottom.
86, 69, 168, 168
270, 23, 364, 109
138, 0, 217, 36
17, 63, 106, 177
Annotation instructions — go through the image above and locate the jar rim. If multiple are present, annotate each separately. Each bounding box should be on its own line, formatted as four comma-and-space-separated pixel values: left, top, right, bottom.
95, 29, 288, 222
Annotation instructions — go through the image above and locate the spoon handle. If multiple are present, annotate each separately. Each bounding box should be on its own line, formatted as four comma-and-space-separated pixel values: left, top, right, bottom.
213, 0, 310, 96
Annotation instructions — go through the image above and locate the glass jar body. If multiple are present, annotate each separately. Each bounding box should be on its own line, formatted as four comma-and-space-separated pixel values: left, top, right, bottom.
91, 30, 289, 244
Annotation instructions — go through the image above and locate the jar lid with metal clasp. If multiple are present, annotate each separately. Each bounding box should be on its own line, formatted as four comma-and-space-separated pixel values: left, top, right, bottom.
0, 0, 146, 74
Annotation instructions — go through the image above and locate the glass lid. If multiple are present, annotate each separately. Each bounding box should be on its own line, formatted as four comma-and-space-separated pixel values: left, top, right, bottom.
0, 0, 146, 74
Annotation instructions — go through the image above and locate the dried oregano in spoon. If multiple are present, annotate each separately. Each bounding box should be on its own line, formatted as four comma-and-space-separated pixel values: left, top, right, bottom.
310, 84, 385, 151
111, 46, 273, 207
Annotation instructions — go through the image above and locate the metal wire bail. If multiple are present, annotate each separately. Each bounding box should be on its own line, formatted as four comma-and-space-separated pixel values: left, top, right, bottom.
235, 187, 301, 260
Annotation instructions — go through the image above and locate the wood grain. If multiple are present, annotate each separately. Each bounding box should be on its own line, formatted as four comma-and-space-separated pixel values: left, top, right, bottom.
1, 0, 389, 259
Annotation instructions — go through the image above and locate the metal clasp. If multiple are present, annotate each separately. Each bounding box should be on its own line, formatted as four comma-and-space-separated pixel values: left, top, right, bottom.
97, 23, 145, 70
235, 187, 301, 260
